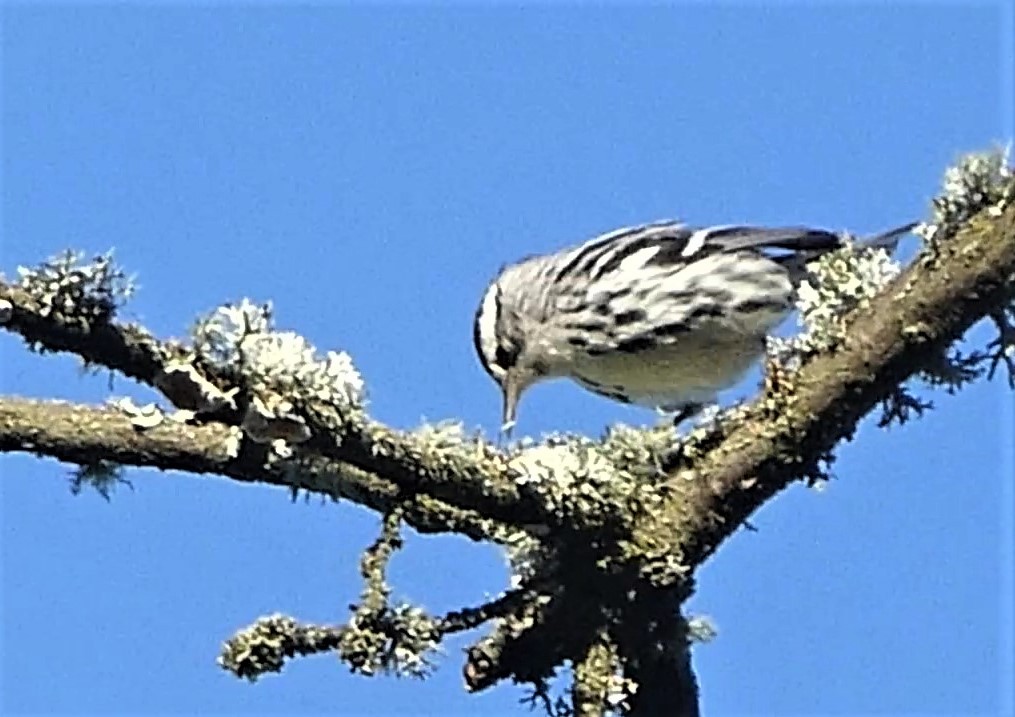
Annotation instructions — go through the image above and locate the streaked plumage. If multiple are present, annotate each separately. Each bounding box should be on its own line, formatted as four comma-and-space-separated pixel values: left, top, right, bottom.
473, 219, 915, 429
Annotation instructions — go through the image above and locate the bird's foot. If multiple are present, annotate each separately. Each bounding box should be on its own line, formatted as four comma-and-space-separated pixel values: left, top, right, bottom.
657, 402, 707, 428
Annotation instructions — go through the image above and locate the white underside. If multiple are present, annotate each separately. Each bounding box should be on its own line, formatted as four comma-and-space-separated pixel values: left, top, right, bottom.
567, 327, 767, 411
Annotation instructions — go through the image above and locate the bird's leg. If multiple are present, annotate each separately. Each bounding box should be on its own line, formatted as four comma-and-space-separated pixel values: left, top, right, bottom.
499, 419, 517, 444
670, 402, 706, 428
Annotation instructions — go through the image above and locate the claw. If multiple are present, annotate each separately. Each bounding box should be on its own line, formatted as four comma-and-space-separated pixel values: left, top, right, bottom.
669, 402, 705, 428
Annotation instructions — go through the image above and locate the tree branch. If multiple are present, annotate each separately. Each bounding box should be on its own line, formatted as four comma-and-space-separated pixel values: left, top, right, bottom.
571, 627, 620, 717
3, 154, 1013, 714
0, 396, 508, 542
0, 281, 552, 532
619, 607, 699, 717
627, 202, 1015, 581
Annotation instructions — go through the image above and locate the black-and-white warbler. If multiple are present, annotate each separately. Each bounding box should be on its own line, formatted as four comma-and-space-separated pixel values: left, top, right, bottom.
473, 219, 916, 430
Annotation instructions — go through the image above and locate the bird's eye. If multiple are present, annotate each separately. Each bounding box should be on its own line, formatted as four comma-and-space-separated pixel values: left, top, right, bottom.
495, 343, 520, 370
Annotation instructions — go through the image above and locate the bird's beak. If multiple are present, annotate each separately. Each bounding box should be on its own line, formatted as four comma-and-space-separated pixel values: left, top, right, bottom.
500, 376, 520, 438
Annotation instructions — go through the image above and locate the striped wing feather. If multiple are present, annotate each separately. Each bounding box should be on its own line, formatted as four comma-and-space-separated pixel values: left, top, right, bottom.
555, 221, 844, 282
555, 221, 834, 353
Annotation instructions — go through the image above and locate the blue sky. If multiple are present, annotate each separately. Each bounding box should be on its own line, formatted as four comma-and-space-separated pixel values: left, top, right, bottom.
1, 4, 1012, 715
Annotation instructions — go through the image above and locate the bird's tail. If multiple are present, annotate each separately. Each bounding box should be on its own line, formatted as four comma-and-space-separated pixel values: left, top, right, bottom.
859, 221, 920, 252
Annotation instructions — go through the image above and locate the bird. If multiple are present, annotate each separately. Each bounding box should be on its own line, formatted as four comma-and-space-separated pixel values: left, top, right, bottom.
472, 219, 916, 432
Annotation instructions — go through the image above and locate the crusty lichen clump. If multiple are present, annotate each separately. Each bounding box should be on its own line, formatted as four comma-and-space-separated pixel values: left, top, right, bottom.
917, 145, 1014, 248
193, 298, 365, 409
13, 250, 135, 324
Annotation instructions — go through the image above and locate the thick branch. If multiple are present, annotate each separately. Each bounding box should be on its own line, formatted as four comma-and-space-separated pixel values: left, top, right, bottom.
0, 281, 550, 532
633, 204, 1015, 574
0, 396, 505, 542
3, 173, 1013, 705
620, 612, 699, 717
5, 204, 1011, 563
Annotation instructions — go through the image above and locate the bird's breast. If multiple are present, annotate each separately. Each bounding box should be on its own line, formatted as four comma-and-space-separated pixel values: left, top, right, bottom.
570, 330, 766, 408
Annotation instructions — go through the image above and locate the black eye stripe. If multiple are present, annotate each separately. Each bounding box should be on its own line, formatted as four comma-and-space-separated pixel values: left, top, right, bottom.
495, 342, 520, 369
479, 284, 524, 373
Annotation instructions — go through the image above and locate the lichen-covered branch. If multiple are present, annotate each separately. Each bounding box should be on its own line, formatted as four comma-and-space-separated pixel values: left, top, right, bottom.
3, 150, 1014, 715
615, 598, 699, 717
571, 628, 623, 717
219, 584, 552, 682
218, 615, 348, 681
626, 180, 1015, 584
0, 396, 508, 542
464, 586, 564, 693
0, 279, 551, 532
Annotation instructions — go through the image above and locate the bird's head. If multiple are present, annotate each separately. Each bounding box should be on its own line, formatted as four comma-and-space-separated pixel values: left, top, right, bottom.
472, 274, 554, 434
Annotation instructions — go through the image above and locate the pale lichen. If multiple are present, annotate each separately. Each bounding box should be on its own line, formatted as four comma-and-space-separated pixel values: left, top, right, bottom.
193, 298, 365, 410
501, 528, 552, 590
916, 145, 1014, 247
573, 632, 632, 716
338, 603, 442, 678
604, 672, 639, 713
108, 396, 166, 429
881, 147, 1015, 423
767, 238, 902, 362
405, 420, 501, 473
507, 437, 640, 529
685, 615, 718, 644
336, 508, 443, 678
154, 360, 239, 413
598, 421, 675, 484
223, 425, 244, 458
13, 250, 135, 324
221, 510, 441, 682
217, 613, 344, 681
189, 298, 367, 451
192, 298, 274, 367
